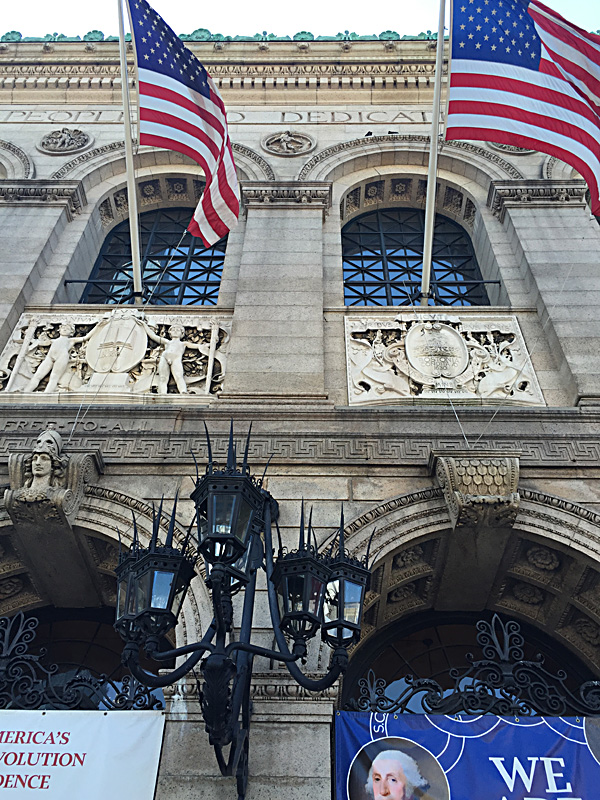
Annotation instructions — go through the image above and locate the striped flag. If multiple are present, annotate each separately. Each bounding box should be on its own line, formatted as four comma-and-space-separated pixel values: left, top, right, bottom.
126, 0, 239, 245
446, 0, 600, 214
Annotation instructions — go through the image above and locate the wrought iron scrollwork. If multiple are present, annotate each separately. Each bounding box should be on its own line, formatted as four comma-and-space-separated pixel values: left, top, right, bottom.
346, 614, 600, 716
0, 613, 161, 711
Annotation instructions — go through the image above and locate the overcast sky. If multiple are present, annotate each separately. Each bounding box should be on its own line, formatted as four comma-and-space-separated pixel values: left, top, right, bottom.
1, 0, 598, 40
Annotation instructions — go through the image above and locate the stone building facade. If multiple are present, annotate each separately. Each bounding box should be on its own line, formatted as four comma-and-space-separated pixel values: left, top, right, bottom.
0, 29, 600, 800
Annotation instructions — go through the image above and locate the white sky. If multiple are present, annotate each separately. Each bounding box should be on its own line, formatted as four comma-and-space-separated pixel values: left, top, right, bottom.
1, 0, 598, 40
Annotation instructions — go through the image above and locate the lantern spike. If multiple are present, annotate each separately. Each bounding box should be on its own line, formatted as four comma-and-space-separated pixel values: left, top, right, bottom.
308, 506, 316, 552
183, 513, 196, 557
338, 504, 345, 559
150, 498, 162, 551
242, 423, 252, 474
116, 526, 123, 557
165, 492, 179, 548
203, 421, 214, 474
191, 449, 200, 485
299, 500, 305, 551
227, 419, 235, 471
131, 510, 139, 552
365, 527, 377, 568
275, 518, 284, 557
260, 454, 274, 486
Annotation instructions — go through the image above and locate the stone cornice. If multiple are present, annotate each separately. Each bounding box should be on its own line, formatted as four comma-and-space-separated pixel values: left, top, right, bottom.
487, 179, 587, 222
0, 179, 86, 219
241, 181, 332, 213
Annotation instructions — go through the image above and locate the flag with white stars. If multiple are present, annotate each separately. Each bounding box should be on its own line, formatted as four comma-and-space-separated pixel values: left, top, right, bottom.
126, 0, 239, 245
446, 0, 600, 214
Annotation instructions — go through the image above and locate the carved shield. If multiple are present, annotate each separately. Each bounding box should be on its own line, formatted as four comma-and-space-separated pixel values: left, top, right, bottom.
405, 322, 468, 379
85, 316, 147, 374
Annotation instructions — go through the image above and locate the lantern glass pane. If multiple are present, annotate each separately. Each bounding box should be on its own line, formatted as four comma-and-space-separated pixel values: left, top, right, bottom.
117, 577, 128, 619
197, 499, 208, 542
288, 574, 305, 613
308, 576, 324, 616
172, 583, 187, 618
136, 571, 152, 613
323, 579, 340, 623
235, 497, 253, 543
344, 580, 363, 625
213, 494, 236, 536
276, 584, 286, 620
151, 570, 175, 610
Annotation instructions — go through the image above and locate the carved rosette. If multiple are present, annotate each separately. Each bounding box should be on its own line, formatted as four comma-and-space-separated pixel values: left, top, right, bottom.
432, 451, 520, 528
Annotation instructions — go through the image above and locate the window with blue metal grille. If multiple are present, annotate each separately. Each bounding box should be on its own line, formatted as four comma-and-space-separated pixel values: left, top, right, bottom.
342, 207, 491, 306
80, 207, 226, 305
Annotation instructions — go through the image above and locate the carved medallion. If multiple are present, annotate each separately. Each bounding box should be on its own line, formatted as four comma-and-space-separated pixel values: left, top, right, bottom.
85, 310, 148, 374
486, 142, 535, 155
261, 130, 315, 157
38, 129, 92, 155
405, 321, 469, 379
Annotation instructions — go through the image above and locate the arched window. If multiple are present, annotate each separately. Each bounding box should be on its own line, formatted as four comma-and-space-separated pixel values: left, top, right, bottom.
81, 207, 226, 305
342, 208, 490, 307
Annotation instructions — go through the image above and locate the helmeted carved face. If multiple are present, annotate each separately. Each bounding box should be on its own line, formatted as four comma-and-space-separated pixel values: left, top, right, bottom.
34, 429, 63, 459
31, 452, 53, 479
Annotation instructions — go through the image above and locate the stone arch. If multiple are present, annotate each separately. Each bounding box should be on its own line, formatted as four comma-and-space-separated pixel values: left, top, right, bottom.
297, 135, 525, 185
0, 483, 211, 648
0, 139, 34, 179
330, 487, 600, 676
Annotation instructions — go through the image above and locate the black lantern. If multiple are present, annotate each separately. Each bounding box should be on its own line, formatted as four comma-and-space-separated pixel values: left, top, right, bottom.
321, 510, 370, 648
191, 424, 264, 566
115, 500, 196, 642
271, 506, 329, 642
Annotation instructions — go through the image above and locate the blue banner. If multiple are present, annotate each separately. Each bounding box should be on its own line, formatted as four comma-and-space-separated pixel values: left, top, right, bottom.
336, 713, 600, 800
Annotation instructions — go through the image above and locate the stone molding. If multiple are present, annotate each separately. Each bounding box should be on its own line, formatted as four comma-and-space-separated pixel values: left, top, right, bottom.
49, 141, 275, 181
0, 140, 33, 179
0, 180, 86, 220
431, 450, 520, 528
241, 181, 332, 213
298, 135, 525, 181
487, 179, 587, 222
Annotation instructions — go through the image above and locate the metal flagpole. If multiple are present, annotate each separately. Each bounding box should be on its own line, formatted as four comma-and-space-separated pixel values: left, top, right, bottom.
117, 0, 143, 305
420, 0, 447, 307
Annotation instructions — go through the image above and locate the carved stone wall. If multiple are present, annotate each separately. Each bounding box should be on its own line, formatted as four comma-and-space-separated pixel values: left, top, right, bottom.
345, 313, 544, 406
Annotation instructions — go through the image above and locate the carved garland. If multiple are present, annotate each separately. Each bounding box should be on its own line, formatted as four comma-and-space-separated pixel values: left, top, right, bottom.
50, 141, 275, 181
297, 135, 525, 181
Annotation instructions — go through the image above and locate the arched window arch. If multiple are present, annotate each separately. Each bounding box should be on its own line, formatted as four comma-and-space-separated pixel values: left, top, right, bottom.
342, 208, 490, 307
81, 207, 227, 305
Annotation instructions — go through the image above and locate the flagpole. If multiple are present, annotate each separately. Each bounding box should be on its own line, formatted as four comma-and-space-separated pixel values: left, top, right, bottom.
117, 0, 143, 305
420, 0, 447, 307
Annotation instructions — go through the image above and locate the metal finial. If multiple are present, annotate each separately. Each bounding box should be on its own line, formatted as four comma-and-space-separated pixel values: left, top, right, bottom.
226, 419, 235, 471
308, 506, 317, 553
365, 527, 377, 568
191, 450, 200, 485
165, 492, 178, 548
338, 504, 345, 558
299, 500, 305, 550
131, 510, 139, 550
203, 421, 213, 474
242, 423, 252, 473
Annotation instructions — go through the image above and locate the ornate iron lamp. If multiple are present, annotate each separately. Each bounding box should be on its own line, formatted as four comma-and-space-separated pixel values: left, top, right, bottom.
322, 509, 371, 648
113, 423, 371, 800
115, 498, 196, 644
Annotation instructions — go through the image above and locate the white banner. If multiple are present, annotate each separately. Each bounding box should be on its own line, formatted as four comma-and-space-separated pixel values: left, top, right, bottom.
0, 710, 165, 797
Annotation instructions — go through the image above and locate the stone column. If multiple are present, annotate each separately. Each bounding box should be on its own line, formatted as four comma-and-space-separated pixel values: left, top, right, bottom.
221, 182, 332, 399
488, 179, 600, 405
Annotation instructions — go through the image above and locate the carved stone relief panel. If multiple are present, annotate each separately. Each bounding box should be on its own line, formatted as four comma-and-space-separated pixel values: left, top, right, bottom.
38, 128, 92, 155
0, 308, 231, 401
345, 313, 545, 406
261, 130, 315, 157
433, 451, 520, 529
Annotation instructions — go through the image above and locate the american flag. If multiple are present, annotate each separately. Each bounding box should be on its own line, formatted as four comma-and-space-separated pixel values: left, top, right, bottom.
125, 0, 239, 245
446, 0, 600, 214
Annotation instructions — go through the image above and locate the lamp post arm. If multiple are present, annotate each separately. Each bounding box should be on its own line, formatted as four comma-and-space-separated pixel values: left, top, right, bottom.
225, 640, 303, 662
262, 500, 346, 692
123, 642, 210, 688
145, 620, 217, 661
